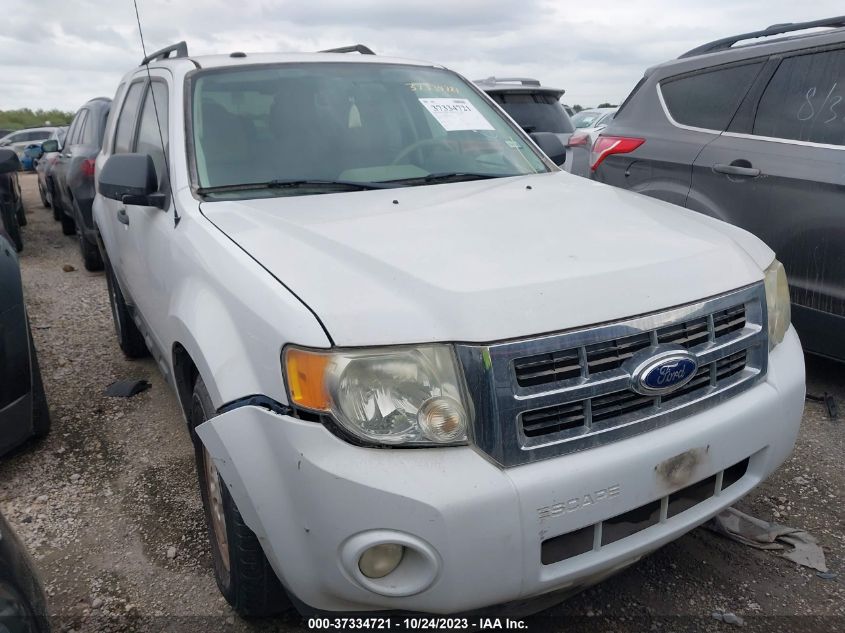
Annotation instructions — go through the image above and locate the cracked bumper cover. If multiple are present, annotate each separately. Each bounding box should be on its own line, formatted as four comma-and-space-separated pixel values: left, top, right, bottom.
196, 327, 805, 614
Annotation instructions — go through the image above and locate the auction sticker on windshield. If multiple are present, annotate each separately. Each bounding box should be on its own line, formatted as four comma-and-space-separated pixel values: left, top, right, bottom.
419, 98, 495, 131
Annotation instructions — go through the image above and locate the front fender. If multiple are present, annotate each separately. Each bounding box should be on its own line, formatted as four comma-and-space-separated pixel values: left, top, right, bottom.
164, 206, 332, 411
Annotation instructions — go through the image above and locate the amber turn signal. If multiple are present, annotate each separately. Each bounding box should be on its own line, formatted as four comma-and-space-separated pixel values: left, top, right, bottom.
284, 348, 332, 411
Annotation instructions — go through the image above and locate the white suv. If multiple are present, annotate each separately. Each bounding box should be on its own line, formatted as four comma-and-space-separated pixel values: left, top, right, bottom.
93, 42, 805, 617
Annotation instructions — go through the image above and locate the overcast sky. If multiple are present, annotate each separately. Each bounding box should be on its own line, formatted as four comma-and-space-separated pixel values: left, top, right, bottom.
3, 0, 843, 113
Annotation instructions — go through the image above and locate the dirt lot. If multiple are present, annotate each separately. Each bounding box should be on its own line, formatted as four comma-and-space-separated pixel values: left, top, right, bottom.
1, 173, 843, 632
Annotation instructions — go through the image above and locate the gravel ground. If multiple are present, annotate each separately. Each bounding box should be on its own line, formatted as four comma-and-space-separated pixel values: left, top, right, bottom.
1, 173, 843, 632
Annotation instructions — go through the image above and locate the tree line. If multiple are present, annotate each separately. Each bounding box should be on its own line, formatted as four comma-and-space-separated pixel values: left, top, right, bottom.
0, 109, 74, 131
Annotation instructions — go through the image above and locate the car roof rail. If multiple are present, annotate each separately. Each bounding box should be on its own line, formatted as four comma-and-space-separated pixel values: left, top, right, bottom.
679, 15, 845, 58
141, 41, 189, 66
319, 44, 376, 55
476, 76, 542, 86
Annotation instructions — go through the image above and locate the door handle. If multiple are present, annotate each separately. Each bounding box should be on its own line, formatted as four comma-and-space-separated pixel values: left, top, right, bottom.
713, 163, 760, 177
117, 207, 130, 225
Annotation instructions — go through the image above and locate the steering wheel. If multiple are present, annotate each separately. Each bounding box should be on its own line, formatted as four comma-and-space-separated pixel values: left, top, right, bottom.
391, 138, 457, 165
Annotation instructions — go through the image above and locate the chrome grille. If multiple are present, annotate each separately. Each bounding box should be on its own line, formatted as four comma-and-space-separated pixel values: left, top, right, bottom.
455, 284, 767, 467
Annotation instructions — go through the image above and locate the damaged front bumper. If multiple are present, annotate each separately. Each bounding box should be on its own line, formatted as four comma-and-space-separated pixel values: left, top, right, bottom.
196, 327, 805, 614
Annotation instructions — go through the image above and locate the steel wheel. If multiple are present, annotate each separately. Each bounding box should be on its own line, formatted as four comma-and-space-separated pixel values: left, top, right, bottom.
202, 446, 231, 573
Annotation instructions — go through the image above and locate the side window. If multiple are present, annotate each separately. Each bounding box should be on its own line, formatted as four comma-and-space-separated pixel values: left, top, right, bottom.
70, 111, 88, 145
660, 62, 764, 130
113, 81, 145, 154
81, 110, 99, 145
754, 49, 845, 145
135, 82, 169, 189
64, 115, 82, 148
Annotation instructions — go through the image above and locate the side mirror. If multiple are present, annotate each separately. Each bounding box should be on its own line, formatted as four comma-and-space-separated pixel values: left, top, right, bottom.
0, 148, 21, 174
530, 132, 567, 167
99, 153, 166, 209
41, 139, 59, 154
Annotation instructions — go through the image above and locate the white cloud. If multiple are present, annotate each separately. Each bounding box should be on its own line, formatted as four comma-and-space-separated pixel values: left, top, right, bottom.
1, 0, 843, 111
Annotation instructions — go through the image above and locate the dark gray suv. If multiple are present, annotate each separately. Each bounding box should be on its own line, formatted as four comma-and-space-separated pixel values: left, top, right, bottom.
592, 16, 845, 361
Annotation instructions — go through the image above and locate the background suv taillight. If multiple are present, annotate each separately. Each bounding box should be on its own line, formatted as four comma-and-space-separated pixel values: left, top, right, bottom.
590, 136, 645, 171
81, 158, 96, 178
567, 132, 590, 148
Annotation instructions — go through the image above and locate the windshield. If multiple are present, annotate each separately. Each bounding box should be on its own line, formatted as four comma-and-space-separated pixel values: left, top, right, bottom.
190, 63, 549, 196
488, 92, 573, 134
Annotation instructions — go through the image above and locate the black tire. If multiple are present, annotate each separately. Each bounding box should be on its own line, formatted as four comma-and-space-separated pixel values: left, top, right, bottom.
2, 202, 23, 252
38, 179, 50, 208
74, 202, 103, 271
190, 376, 291, 617
49, 180, 62, 221
60, 209, 75, 236
104, 261, 148, 358
27, 322, 51, 438
16, 199, 26, 227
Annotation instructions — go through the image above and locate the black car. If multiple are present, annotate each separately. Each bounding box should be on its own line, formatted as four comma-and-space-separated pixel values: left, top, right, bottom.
0, 149, 25, 252
0, 230, 50, 456
42, 97, 111, 270
475, 77, 575, 172
592, 16, 845, 361
0, 510, 51, 632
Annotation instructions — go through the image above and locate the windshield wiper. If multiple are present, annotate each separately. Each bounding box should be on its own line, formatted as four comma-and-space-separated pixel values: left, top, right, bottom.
196, 179, 396, 195
379, 172, 520, 186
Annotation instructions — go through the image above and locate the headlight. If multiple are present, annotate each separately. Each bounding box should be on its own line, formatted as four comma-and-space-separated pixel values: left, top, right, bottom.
284, 345, 471, 446
764, 259, 791, 350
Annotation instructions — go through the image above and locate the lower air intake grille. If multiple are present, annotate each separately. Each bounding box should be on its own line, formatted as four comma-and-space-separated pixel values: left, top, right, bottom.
541, 456, 752, 565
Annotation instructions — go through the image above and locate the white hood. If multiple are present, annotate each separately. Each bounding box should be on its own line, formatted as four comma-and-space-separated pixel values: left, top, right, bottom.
200, 172, 773, 346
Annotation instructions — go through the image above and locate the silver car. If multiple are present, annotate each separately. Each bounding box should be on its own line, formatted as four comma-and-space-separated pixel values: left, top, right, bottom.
0, 127, 61, 160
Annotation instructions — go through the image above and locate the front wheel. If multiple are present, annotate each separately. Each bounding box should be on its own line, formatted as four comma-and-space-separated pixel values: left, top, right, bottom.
191, 376, 291, 617
38, 179, 51, 208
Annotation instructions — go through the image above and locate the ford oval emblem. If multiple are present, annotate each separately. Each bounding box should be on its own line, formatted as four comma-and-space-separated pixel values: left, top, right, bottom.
633, 352, 698, 395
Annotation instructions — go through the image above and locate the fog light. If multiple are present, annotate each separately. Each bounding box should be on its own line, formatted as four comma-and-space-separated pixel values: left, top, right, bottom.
418, 396, 466, 443
358, 544, 404, 579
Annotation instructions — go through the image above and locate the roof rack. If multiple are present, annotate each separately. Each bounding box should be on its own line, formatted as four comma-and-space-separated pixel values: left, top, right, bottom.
141, 41, 189, 66
679, 15, 845, 58
476, 77, 541, 86
319, 44, 375, 55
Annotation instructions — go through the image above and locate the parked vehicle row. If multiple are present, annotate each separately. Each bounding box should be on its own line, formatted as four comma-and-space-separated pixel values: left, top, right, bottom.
592, 15, 845, 361
24, 99, 111, 269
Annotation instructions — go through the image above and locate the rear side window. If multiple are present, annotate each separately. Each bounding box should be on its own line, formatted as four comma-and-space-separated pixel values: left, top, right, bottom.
113, 82, 145, 154
65, 114, 83, 146
81, 109, 100, 145
754, 49, 845, 145
660, 62, 764, 130
70, 111, 88, 145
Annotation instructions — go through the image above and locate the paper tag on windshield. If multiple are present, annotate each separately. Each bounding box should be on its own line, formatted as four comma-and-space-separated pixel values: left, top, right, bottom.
419, 98, 495, 131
